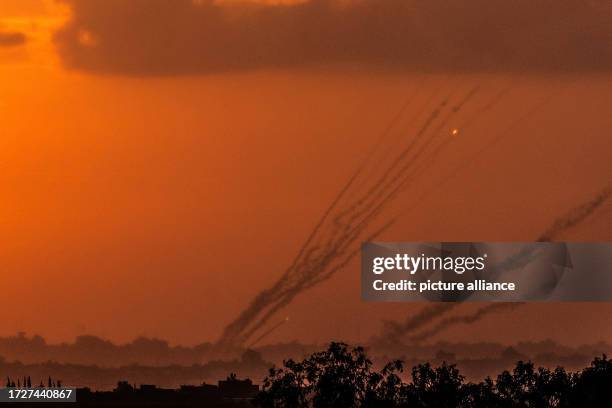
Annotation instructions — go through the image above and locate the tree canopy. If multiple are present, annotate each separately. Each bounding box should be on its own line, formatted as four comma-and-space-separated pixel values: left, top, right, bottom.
255, 342, 612, 407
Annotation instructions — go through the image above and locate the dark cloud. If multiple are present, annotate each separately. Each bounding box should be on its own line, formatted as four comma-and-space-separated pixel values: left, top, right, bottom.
0, 31, 26, 47
53, 0, 612, 75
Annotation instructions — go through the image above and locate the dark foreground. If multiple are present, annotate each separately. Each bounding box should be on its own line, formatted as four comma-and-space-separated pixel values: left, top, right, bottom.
3, 342, 612, 407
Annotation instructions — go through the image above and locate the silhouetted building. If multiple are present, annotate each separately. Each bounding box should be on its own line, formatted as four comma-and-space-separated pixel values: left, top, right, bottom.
218, 374, 259, 399
73, 376, 258, 407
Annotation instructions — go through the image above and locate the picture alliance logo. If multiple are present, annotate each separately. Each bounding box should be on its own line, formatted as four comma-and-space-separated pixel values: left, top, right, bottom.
371, 253, 488, 275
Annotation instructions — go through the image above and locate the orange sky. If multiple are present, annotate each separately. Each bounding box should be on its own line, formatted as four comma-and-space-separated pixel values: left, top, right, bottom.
1, 0, 611, 347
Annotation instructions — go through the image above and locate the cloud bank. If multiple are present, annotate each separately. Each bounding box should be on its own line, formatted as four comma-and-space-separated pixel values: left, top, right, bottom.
0, 31, 26, 47
53, 0, 612, 75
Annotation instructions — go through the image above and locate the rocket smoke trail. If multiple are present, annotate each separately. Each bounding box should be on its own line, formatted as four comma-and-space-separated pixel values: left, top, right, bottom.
217, 79, 584, 350
224, 78, 603, 349
346, 76, 446, 202
238, 219, 395, 345
405, 303, 522, 344
217, 83, 483, 349
333, 84, 472, 222
326, 86, 481, 254
247, 317, 290, 349
380, 186, 611, 344
393, 79, 574, 213
537, 186, 611, 241
377, 303, 458, 344
368, 84, 583, 345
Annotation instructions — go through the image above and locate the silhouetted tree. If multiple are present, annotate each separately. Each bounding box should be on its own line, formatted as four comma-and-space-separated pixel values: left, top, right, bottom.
534, 366, 572, 408
305, 343, 376, 407
496, 361, 535, 406
493, 361, 573, 408
458, 377, 503, 408
255, 359, 310, 408
256, 342, 382, 407
570, 354, 612, 407
255, 343, 612, 408
363, 359, 406, 407
405, 362, 464, 408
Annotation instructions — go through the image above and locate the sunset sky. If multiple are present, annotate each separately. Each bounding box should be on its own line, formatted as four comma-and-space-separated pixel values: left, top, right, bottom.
1, 0, 611, 347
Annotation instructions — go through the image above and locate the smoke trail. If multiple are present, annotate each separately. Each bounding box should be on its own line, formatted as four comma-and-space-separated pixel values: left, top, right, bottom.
369, 83, 580, 342
322, 87, 480, 264
406, 303, 521, 344
286, 81, 452, 274
239, 218, 395, 345
218, 152, 366, 347
401, 79, 577, 214
217, 86, 481, 349
368, 86, 480, 206
331, 80, 469, 229
347, 75, 447, 201
229, 198, 394, 346
357, 81, 517, 229
379, 303, 458, 341
381, 186, 611, 344
329, 86, 511, 287
379, 187, 611, 343
365, 80, 603, 347
331, 95, 451, 228
352, 75, 426, 172
220, 78, 601, 349
333, 85, 479, 236
247, 317, 289, 349
458, 81, 515, 130
222, 99, 451, 345
537, 186, 612, 241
